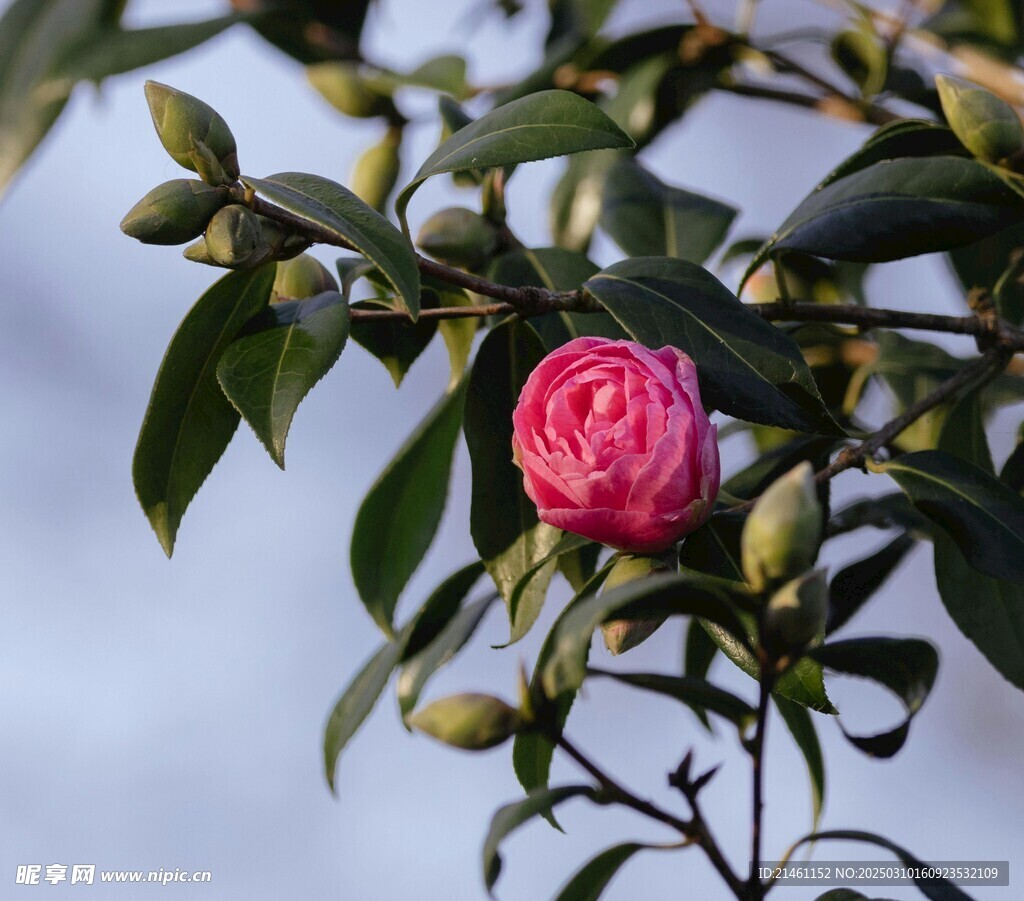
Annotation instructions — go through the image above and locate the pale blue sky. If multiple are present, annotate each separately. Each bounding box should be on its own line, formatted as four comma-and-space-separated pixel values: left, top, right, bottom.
0, 1, 1022, 898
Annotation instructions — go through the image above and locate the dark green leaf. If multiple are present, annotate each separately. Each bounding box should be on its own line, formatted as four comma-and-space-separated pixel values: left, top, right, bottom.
349, 299, 437, 387
827, 533, 916, 634
557, 541, 602, 592
828, 492, 931, 537
397, 593, 498, 718
934, 392, 1024, 689
553, 842, 653, 901
400, 561, 486, 662
949, 219, 1024, 326
791, 831, 971, 900
540, 570, 753, 699
1001, 433, 1024, 491
723, 435, 841, 502
216, 290, 349, 467
465, 320, 562, 642
743, 156, 1024, 285
133, 266, 274, 556
487, 247, 624, 349
587, 669, 756, 728
507, 532, 594, 629
585, 257, 841, 434
872, 449, 1024, 583
243, 173, 420, 318
397, 89, 634, 229
599, 158, 737, 263
684, 618, 719, 729
350, 381, 467, 636
483, 786, 598, 894
773, 694, 825, 829
810, 637, 938, 758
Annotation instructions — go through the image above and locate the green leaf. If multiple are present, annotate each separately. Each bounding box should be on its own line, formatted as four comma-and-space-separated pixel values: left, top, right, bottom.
465, 320, 562, 643
350, 380, 467, 636
487, 247, 624, 349
827, 533, 916, 634
684, 619, 718, 729
483, 785, 598, 894
723, 435, 841, 502
743, 156, 1024, 285
773, 694, 825, 830
599, 158, 738, 263
50, 15, 242, 84
397, 593, 498, 718
553, 842, 654, 901
809, 637, 938, 758
872, 449, 1024, 583
400, 561, 486, 662
790, 830, 971, 900
540, 570, 753, 699
436, 291, 478, 389
242, 173, 421, 319
349, 299, 437, 387
584, 257, 841, 434
133, 266, 274, 556
513, 563, 612, 827
949, 219, 1024, 326
396, 89, 634, 230
557, 541, 603, 593
507, 532, 594, 629
216, 290, 349, 468
933, 392, 1024, 689
587, 669, 756, 728
323, 636, 404, 794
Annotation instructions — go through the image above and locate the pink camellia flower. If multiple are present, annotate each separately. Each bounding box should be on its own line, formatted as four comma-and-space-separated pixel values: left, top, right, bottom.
512, 337, 720, 553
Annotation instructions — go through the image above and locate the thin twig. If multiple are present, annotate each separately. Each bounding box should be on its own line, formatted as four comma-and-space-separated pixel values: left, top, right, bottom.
748, 666, 775, 899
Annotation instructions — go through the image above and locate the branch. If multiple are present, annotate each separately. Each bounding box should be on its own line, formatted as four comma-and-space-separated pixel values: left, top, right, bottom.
747, 666, 775, 899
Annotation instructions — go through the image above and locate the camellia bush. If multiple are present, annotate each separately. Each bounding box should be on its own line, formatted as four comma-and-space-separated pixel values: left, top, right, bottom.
7, 0, 1024, 898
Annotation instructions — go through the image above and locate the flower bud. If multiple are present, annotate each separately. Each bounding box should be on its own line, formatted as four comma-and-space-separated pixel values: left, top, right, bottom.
407, 693, 523, 750
600, 554, 672, 655
763, 569, 828, 656
307, 62, 392, 118
741, 462, 822, 592
416, 207, 499, 269
144, 81, 240, 184
272, 254, 339, 302
182, 237, 216, 266
120, 179, 229, 245
204, 205, 273, 269
936, 74, 1024, 165
350, 128, 401, 213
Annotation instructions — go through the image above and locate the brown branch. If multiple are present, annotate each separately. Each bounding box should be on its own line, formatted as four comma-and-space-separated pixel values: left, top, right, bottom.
748, 667, 774, 899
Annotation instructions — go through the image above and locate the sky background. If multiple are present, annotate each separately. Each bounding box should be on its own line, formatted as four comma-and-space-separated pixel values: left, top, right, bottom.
1, 0, 1022, 898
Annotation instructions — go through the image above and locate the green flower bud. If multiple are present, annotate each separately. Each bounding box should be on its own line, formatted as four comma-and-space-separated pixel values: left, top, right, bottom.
204, 205, 273, 269
600, 554, 672, 655
144, 81, 240, 184
350, 128, 402, 213
742, 462, 823, 592
182, 237, 217, 266
936, 74, 1024, 165
307, 62, 392, 118
763, 569, 828, 656
120, 179, 229, 245
272, 254, 339, 302
416, 207, 499, 269
407, 693, 523, 751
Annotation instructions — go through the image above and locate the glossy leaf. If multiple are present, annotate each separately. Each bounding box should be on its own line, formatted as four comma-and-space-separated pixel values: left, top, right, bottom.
243, 173, 420, 318
396, 89, 633, 229
400, 561, 486, 662
350, 381, 467, 636
133, 266, 274, 556
810, 637, 938, 758
827, 532, 916, 634
507, 532, 594, 629
465, 320, 562, 642
743, 156, 1024, 285
934, 393, 1024, 689
872, 449, 1024, 583
774, 694, 825, 829
349, 299, 437, 387
599, 158, 738, 263
216, 290, 349, 467
553, 842, 653, 901
723, 435, 841, 503
587, 668, 756, 728
584, 257, 841, 434
397, 593, 498, 718
484, 785, 598, 894
540, 571, 752, 699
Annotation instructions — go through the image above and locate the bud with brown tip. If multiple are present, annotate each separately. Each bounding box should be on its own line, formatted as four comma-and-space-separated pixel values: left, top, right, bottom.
144, 81, 240, 185
600, 554, 673, 655
741, 462, 822, 592
936, 74, 1024, 166
407, 693, 523, 751
120, 179, 229, 245
272, 254, 339, 302
763, 569, 828, 656
416, 207, 499, 269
